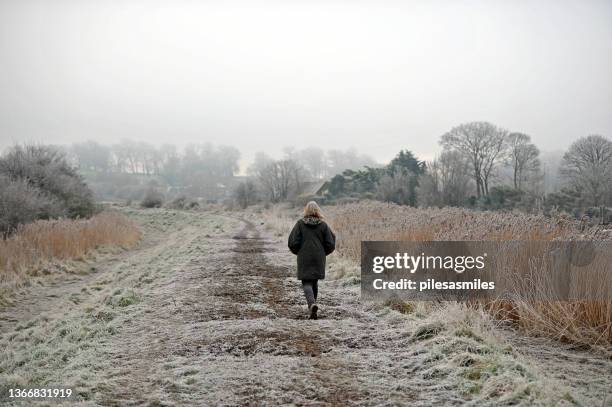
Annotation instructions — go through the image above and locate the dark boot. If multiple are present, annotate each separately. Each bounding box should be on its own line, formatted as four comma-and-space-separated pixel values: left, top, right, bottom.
309, 303, 318, 320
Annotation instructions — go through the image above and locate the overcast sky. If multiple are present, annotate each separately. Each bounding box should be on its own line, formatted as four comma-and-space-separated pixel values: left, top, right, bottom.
0, 0, 610, 166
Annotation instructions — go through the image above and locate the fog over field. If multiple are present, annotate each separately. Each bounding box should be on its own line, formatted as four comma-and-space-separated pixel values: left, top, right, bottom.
1, 0, 611, 167
1, 2, 612, 405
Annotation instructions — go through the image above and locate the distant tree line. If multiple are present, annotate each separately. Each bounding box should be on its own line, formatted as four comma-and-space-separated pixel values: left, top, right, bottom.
418, 123, 611, 215
235, 148, 377, 207
69, 140, 240, 199
69, 140, 377, 204
3, 126, 606, 236
267, 122, 610, 220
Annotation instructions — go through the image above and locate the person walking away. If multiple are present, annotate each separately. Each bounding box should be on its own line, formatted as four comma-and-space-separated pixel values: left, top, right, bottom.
288, 201, 336, 320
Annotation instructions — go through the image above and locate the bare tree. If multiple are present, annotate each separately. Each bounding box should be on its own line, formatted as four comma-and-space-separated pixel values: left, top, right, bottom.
560, 135, 612, 206
506, 133, 540, 191
217, 146, 241, 178
376, 168, 418, 206
111, 140, 141, 173
159, 144, 181, 185
276, 160, 295, 201
418, 151, 472, 207
255, 163, 278, 202
248, 152, 273, 198
252, 158, 302, 202
137, 142, 159, 175
440, 122, 507, 197
326, 148, 377, 177
297, 147, 326, 179
256, 161, 284, 202
72, 141, 111, 172
233, 179, 258, 209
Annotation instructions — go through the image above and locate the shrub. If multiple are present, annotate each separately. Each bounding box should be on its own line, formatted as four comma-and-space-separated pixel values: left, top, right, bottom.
233, 180, 257, 209
0, 176, 65, 237
141, 189, 164, 208
168, 195, 187, 209
0, 145, 96, 220
166, 195, 199, 210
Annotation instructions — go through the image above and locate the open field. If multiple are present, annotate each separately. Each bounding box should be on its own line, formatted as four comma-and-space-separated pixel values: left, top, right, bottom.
0, 207, 610, 406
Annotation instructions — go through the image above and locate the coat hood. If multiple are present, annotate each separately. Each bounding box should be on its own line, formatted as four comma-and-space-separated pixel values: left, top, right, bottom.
302, 216, 322, 226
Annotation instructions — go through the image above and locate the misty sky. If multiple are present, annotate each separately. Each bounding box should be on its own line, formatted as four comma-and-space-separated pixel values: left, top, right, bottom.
0, 0, 611, 166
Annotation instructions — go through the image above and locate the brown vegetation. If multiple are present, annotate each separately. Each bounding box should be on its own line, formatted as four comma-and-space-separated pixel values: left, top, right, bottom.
321, 201, 612, 348
324, 201, 606, 259
0, 212, 141, 289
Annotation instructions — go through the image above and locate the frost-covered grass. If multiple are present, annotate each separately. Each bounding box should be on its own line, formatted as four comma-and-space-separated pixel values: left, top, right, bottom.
0, 303, 125, 402
0, 275, 149, 404
394, 303, 567, 405
0, 209, 239, 405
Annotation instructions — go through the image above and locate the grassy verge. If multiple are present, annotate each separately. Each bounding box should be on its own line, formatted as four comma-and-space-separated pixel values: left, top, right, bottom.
385, 301, 570, 405
0, 208, 234, 404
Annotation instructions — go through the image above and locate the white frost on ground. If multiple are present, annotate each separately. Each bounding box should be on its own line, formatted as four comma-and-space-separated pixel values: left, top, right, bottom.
0, 209, 610, 406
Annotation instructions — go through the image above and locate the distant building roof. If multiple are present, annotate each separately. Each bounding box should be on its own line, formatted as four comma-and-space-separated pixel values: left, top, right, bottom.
299, 180, 329, 196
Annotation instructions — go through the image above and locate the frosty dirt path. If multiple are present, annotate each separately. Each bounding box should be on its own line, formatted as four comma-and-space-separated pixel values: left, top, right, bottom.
94, 214, 450, 405
1, 209, 611, 406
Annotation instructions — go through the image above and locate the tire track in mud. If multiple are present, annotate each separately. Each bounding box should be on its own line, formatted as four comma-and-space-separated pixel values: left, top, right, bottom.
230, 219, 294, 319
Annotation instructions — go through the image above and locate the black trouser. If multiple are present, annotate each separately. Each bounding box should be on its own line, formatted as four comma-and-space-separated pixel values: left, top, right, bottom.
301, 279, 318, 307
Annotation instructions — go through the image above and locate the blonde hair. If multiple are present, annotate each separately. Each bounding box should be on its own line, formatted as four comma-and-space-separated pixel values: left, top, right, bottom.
303, 201, 323, 218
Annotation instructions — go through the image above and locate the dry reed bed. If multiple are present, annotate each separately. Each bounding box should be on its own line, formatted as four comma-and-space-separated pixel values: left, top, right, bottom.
322, 202, 612, 348
324, 201, 607, 260
0, 212, 142, 288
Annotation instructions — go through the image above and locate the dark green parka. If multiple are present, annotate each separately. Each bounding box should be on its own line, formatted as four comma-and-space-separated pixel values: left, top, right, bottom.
288, 216, 336, 280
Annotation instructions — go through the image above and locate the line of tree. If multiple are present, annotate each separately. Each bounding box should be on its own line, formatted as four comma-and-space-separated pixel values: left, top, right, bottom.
70, 140, 240, 181
419, 122, 611, 212
70, 141, 377, 203
245, 122, 609, 217
60, 126, 612, 216
233, 148, 377, 207
67, 141, 242, 201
